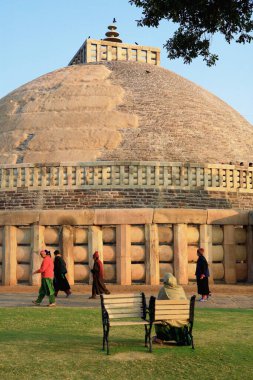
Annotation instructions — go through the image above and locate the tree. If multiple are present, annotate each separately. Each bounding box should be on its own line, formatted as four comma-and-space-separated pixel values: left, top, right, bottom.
130, 0, 253, 66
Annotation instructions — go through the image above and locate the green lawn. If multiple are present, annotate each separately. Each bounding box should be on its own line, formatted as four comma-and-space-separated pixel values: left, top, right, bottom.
0, 307, 252, 380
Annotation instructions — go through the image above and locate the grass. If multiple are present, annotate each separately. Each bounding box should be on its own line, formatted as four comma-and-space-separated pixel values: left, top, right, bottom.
0, 307, 252, 380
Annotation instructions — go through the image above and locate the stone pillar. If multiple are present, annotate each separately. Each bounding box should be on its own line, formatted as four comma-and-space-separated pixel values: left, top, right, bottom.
174, 224, 188, 285
31, 224, 45, 286
200, 224, 214, 284
88, 226, 103, 284
246, 225, 253, 283
116, 225, 131, 285
61, 226, 74, 286
3, 226, 17, 285
145, 224, 159, 285
223, 225, 236, 284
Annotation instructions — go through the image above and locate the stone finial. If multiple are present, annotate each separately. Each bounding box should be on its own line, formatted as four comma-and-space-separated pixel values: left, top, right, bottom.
103, 22, 122, 43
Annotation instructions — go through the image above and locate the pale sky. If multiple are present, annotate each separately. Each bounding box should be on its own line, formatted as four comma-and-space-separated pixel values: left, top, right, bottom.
0, 0, 252, 124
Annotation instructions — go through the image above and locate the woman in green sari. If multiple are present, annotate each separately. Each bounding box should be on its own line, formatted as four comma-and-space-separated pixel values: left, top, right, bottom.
154, 273, 191, 345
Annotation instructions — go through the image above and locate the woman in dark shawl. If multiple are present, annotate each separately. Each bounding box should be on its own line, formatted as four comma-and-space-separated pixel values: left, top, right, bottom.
195, 248, 210, 302
53, 250, 71, 297
89, 251, 110, 299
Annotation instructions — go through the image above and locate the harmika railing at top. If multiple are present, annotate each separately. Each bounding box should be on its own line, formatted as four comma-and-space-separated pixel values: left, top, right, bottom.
0, 161, 252, 192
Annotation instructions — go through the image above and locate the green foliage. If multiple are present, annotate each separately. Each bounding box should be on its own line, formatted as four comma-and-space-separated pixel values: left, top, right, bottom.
0, 308, 253, 379
130, 0, 253, 65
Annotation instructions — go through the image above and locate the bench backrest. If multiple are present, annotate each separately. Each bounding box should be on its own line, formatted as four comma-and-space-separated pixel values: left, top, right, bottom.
154, 299, 190, 322
149, 295, 196, 326
101, 293, 147, 320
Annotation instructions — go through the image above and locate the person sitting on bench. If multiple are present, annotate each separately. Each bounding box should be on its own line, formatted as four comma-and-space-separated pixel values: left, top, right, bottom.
153, 273, 191, 346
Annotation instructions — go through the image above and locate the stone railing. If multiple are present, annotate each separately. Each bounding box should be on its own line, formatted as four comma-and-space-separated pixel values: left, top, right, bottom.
0, 161, 253, 192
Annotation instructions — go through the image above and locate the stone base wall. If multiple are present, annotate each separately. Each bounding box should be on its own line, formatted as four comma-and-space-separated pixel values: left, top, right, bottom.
0, 188, 253, 210
0, 208, 253, 286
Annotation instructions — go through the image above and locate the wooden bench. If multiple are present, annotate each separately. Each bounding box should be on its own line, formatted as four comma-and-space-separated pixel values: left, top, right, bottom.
100, 293, 150, 354
148, 295, 196, 352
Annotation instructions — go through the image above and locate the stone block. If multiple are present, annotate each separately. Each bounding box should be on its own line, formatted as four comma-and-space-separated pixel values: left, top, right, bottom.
44, 227, 60, 245
187, 263, 196, 280
131, 263, 145, 282
17, 263, 30, 282
131, 226, 145, 243
207, 209, 249, 225
174, 224, 188, 285
235, 228, 247, 244
158, 225, 173, 243
3, 226, 17, 285
145, 224, 159, 285
17, 246, 31, 263
31, 225, 44, 286
0, 211, 39, 225
16, 227, 32, 245
159, 245, 173, 262
73, 246, 88, 262
104, 264, 116, 282
188, 246, 198, 262
212, 226, 223, 244
223, 225, 237, 283
187, 226, 199, 244
88, 226, 103, 284
74, 264, 89, 282
39, 210, 95, 225
236, 263, 247, 281
103, 245, 116, 262
74, 227, 88, 244
131, 245, 145, 261
212, 245, 224, 262
235, 245, 247, 261
154, 209, 207, 224
116, 225, 131, 285
94, 208, 153, 225
102, 227, 116, 243
212, 263, 224, 280
62, 226, 74, 285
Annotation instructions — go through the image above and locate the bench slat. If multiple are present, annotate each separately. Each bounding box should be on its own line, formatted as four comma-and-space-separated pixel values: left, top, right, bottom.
103, 293, 142, 299
155, 304, 189, 310
107, 307, 143, 314
110, 321, 149, 326
104, 302, 142, 309
155, 300, 189, 305
109, 312, 143, 319
155, 309, 189, 315
104, 299, 142, 305
155, 314, 189, 320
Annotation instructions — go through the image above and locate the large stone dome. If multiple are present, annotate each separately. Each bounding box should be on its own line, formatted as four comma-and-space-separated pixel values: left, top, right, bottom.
0, 61, 252, 164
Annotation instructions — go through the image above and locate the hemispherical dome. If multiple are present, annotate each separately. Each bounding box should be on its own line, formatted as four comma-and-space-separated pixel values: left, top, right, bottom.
0, 61, 252, 164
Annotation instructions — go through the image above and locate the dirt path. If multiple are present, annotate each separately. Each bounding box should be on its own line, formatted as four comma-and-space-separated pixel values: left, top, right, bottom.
0, 284, 252, 309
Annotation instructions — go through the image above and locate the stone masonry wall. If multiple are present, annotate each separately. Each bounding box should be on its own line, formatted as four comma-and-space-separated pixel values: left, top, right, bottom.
0, 188, 253, 210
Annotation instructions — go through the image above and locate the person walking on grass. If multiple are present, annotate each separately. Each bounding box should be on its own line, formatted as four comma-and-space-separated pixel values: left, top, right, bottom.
32, 249, 56, 307
89, 251, 110, 299
54, 250, 71, 297
195, 248, 211, 302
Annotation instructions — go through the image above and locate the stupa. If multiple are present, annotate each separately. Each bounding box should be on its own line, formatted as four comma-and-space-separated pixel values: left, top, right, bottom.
0, 23, 252, 287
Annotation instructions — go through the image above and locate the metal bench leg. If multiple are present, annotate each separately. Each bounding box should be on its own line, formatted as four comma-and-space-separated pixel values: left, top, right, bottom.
145, 325, 148, 347
148, 324, 153, 353
191, 334, 195, 350
102, 323, 105, 351
104, 323, 110, 355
